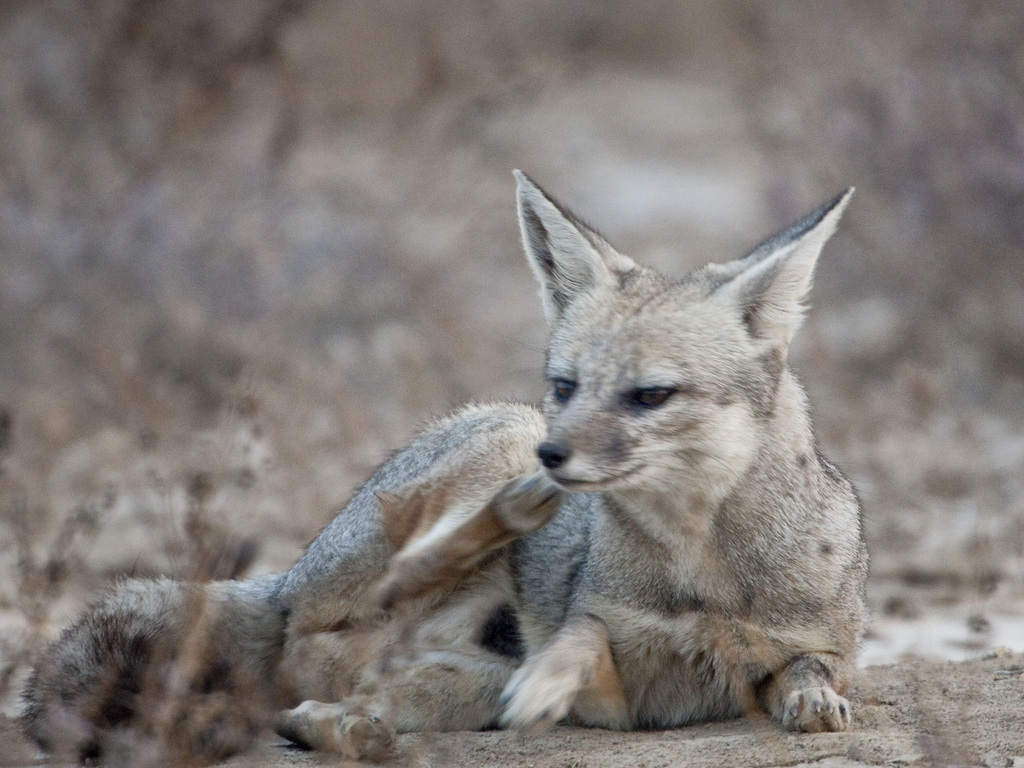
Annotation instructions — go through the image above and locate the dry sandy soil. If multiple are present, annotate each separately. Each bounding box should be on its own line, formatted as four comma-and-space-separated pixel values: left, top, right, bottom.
3, 652, 1022, 767
238, 651, 1024, 768
230, 653, 1024, 768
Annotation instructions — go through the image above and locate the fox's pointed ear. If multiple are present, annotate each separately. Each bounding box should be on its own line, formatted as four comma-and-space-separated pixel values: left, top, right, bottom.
714, 188, 853, 347
514, 170, 635, 325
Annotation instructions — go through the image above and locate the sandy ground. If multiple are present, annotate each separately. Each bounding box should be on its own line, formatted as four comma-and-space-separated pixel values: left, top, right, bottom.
216, 651, 1024, 768
248, 650, 1024, 768
3, 652, 1022, 768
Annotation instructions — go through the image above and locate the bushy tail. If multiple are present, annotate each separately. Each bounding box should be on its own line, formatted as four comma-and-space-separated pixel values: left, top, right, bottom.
21, 574, 286, 764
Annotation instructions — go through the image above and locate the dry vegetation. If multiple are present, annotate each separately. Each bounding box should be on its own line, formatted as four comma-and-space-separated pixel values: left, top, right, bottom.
1, 1, 1023, 765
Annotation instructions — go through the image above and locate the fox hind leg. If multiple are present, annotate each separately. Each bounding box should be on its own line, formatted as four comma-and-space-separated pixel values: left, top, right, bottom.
376, 472, 561, 610
275, 698, 394, 760
276, 649, 516, 757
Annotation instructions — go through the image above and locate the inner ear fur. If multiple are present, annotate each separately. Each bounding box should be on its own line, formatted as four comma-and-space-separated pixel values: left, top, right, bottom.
514, 170, 636, 325
714, 189, 853, 347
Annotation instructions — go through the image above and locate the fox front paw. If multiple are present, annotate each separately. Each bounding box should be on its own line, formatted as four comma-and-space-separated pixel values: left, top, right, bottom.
275, 700, 394, 760
781, 686, 851, 733
498, 656, 580, 732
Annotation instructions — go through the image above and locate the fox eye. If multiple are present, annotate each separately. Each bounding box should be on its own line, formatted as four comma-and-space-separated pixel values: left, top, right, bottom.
627, 387, 677, 409
551, 379, 577, 404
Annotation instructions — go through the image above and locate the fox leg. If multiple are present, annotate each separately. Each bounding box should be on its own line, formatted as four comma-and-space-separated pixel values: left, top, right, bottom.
499, 614, 629, 732
357, 649, 516, 731
276, 650, 515, 756
758, 652, 852, 732
376, 472, 561, 609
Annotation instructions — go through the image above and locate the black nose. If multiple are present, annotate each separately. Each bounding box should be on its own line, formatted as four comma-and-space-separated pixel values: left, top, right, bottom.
537, 440, 572, 470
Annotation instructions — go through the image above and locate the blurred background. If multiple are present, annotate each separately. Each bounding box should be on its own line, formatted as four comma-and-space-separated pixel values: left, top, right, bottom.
1, 0, 1024, 704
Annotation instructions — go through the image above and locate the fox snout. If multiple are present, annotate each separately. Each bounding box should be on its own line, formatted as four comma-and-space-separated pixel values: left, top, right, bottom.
537, 440, 572, 470
535, 435, 630, 489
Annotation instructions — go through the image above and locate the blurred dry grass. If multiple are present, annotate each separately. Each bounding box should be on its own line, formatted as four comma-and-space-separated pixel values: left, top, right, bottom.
1, 0, 1023, 760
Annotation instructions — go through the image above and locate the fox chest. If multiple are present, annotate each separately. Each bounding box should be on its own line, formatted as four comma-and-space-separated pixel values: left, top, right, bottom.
587, 596, 745, 728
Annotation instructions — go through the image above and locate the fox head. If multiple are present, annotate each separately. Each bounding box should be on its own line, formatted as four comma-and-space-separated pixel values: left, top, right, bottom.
515, 170, 852, 500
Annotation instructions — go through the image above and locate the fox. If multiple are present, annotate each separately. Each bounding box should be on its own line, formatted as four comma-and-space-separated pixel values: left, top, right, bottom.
21, 171, 868, 763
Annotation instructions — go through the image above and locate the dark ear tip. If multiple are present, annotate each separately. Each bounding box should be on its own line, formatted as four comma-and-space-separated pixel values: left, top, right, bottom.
824, 187, 855, 214
782, 187, 854, 244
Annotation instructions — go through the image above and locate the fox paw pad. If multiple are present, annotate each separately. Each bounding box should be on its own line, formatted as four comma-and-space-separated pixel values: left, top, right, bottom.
782, 687, 851, 733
